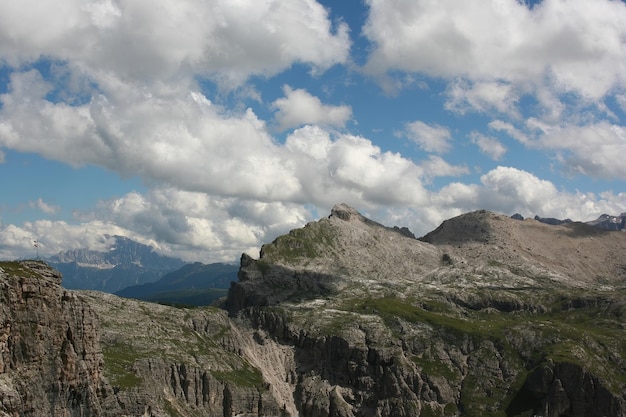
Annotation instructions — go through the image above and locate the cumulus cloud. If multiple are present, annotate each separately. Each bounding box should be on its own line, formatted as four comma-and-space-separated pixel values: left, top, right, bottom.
420, 156, 469, 181
272, 85, 352, 131
0, 0, 350, 85
427, 166, 626, 228
2, 164, 624, 261
470, 132, 507, 161
368, 166, 626, 242
477, 166, 626, 220
1, 0, 624, 263
363, 0, 626, 100
490, 119, 626, 181
539, 122, 626, 180
404, 121, 452, 153
0, 70, 299, 199
284, 125, 430, 207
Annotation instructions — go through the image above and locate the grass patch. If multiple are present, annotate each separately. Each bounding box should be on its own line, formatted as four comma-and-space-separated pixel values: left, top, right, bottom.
211, 362, 264, 388
412, 355, 460, 381
102, 343, 143, 389
0, 261, 45, 279
261, 223, 337, 262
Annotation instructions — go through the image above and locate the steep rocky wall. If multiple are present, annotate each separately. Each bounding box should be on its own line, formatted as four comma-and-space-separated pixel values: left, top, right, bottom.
0, 261, 114, 416
78, 287, 290, 417
229, 252, 626, 417
238, 302, 626, 417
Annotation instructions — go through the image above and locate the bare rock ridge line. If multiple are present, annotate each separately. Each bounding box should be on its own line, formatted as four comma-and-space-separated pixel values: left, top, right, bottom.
2, 203, 626, 417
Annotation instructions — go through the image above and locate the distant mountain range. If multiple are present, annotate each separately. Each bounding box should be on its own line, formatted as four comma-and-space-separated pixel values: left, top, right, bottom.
47, 235, 186, 292
47, 235, 238, 305
512, 212, 626, 230
116, 261, 238, 306
585, 213, 626, 230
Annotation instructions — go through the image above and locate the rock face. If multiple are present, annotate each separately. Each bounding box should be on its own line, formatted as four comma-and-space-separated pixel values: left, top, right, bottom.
0, 260, 107, 416
2, 205, 626, 417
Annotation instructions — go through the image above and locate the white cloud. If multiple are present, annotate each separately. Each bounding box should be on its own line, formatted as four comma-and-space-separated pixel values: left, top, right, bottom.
0, 0, 350, 85
272, 85, 352, 131
284, 125, 430, 207
29, 198, 61, 215
480, 166, 560, 213
0, 73, 436, 211
445, 80, 520, 117
470, 132, 507, 161
428, 166, 626, 224
0, 219, 132, 261
539, 122, 626, 180
370, 166, 626, 240
404, 121, 452, 153
2, 165, 624, 261
489, 120, 532, 146
420, 156, 470, 182
477, 166, 626, 220
0, 71, 300, 200
489, 119, 626, 181
363, 0, 626, 100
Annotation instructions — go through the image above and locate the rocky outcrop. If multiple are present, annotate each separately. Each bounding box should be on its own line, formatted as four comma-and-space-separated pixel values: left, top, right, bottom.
0, 260, 110, 416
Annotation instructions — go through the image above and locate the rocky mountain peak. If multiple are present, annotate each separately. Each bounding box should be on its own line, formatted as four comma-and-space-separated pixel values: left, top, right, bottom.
419, 209, 498, 244
329, 203, 366, 222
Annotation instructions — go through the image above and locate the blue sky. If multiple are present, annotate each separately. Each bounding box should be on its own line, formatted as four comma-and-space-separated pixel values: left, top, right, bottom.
1, 0, 626, 262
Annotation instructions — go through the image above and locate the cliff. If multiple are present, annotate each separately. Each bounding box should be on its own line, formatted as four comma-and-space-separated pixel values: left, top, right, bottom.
2, 204, 626, 417
0, 260, 109, 416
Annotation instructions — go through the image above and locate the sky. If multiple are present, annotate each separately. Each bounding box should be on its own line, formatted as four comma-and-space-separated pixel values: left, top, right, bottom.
1, 0, 626, 263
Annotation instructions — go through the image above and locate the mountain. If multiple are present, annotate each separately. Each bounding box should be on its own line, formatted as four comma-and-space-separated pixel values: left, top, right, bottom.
115, 261, 239, 306
47, 235, 186, 292
2, 204, 625, 417
515, 212, 625, 231
586, 213, 626, 231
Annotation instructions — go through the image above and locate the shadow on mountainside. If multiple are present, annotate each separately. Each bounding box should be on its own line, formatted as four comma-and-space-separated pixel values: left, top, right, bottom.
419, 210, 494, 244
559, 221, 615, 238
225, 255, 344, 316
